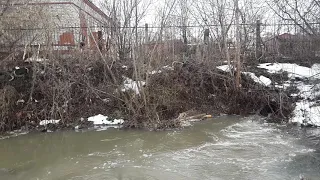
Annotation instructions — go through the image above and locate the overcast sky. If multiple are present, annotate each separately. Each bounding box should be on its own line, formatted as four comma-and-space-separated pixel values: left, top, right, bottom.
92, 0, 158, 25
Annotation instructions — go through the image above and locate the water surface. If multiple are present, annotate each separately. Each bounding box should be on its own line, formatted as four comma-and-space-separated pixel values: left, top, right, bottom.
0, 116, 319, 180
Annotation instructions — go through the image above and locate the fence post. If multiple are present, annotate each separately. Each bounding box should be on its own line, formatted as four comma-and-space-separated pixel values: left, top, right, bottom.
98, 30, 103, 51
145, 23, 149, 43
256, 20, 262, 59
204, 29, 210, 45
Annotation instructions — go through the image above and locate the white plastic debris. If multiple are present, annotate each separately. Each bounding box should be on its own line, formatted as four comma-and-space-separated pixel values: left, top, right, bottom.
121, 77, 145, 95
149, 70, 162, 75
122, 65, 128, 70
217, 65, 233, 72
25, 57, 49, 63
162, 65, 174, 71
16, 99, 25, 104
39, 120, 61, 126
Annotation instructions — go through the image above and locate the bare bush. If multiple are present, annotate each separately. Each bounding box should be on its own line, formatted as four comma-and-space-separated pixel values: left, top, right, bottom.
0, 0, 299, 133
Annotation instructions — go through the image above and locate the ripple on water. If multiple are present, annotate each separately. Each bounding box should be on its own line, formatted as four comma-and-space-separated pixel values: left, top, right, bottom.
147, 119, 317, 179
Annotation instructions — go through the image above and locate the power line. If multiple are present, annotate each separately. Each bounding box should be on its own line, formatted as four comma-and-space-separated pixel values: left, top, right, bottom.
3, 22, 320, 31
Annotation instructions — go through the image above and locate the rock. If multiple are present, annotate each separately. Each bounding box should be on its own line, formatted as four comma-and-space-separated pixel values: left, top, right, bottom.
78, 120, 94, 129
37, 125, 47, 133
301, 123, 315, 128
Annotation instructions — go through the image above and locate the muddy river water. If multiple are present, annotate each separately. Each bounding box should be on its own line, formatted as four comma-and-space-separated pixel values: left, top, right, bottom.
0, 116, 319, 180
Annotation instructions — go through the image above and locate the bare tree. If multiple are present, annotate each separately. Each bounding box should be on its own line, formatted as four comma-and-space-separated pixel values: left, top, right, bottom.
267, 0, 320, 35
234, 0, 241, 88
192, 0, 235, 71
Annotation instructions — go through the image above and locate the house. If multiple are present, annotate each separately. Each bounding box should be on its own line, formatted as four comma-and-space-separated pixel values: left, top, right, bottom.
0, 0, 113, 52
264, 33, 320, 58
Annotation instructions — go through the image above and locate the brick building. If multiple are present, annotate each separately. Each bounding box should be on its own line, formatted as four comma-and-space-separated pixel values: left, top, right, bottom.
1, 0, 112, 51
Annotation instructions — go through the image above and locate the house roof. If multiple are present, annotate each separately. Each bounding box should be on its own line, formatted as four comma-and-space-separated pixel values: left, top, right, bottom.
264, 33, 312, 42
82, 0, 110, 21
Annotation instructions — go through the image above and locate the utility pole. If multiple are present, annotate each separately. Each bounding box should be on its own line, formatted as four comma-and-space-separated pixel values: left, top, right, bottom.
135, 0, 138, 46
180, 0, 188, 44
133, 0, 139, 82
235, 0, 241, 88
255, 20, 262, 59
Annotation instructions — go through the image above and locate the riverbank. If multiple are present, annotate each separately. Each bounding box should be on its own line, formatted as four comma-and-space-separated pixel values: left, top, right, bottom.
0, 55, 318, 134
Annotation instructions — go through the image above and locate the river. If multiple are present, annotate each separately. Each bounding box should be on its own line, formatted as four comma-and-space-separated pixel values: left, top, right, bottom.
0, 116, 319, 180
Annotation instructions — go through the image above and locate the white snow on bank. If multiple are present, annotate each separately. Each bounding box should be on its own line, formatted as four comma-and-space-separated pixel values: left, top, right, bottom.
39, 120, 61, 126
292, 101, 320, 126
88, 114, 124, 125
259, 76, 272, 86
121, 77, 145, 95
258, 63, 320, 126
258, 63, 320, 79
243, 72, 272, 86
290, 82, 320, 126
217, 65, 272, 86
274, 82, 292, 90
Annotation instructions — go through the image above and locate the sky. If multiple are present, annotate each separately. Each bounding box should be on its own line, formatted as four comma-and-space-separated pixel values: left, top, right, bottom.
92, 0, 158, 25
90, 0, 298, 35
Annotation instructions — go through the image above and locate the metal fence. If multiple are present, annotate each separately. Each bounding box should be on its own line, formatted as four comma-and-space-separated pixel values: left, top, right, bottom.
1, 21, 320, 60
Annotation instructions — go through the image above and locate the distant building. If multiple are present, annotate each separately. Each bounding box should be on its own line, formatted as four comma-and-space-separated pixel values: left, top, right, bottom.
265, 33, 320, 58
0, 0, 113, 52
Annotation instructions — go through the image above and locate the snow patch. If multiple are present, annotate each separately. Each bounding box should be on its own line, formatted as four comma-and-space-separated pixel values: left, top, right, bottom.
243, 72, 272, 86
292, 101, 320, 127
256, 63, 320, 126
274, 82, 292, 90
291, 83, 320, 126
39, 120, 60, 126
258, 63, 320, 79
217, 66, 272, 86
88, 114, 124, 125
